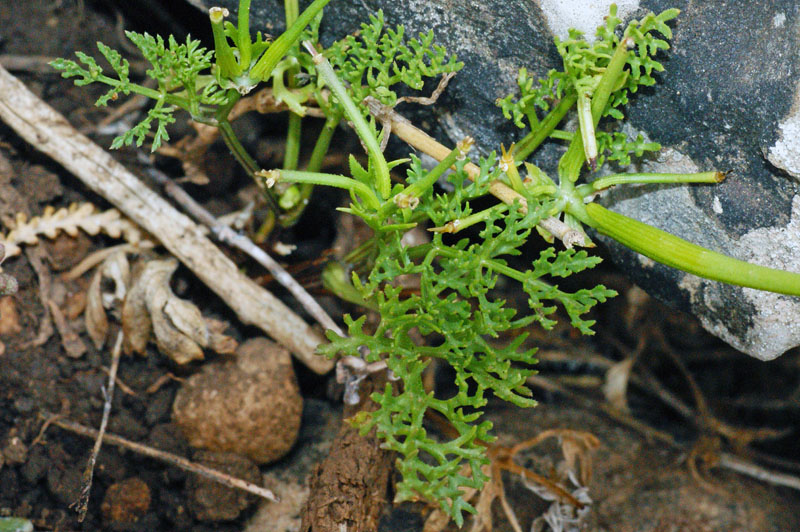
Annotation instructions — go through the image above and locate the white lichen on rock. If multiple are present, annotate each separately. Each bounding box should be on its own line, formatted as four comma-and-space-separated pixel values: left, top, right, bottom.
537, 0, 640, 41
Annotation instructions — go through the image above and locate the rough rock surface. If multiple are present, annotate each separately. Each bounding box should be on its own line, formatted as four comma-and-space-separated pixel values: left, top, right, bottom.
186, 0, 800, 359
172, 337, 303, 464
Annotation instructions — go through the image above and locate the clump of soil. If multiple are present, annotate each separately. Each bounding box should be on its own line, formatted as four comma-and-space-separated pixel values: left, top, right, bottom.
172, 337, 303, 464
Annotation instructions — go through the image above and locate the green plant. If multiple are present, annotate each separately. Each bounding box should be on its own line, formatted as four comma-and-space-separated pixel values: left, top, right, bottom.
53, 0, 800, 526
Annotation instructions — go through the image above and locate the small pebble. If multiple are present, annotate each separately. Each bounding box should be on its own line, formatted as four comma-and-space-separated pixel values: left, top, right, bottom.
2, 436, 28, 465
101, 477, 151, 527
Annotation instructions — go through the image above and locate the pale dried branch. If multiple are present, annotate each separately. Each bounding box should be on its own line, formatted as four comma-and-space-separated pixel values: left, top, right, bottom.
0, 54, 60, 74
718, 452, 800, 491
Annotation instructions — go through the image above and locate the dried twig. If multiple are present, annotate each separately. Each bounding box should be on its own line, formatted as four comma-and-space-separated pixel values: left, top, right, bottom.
611, 331, 790, 446
45, 414, 279, 502
141, 158, 344, 337
0, 64, 333, 374
718, 452, 800, 491
72, 331, 123, 521
0, 54, 61, 74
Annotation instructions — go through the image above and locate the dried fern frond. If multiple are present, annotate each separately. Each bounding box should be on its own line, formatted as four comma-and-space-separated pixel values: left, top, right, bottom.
0, 202, 144, 258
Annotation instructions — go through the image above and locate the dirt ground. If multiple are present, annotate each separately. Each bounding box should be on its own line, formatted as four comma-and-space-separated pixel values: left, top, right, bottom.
1, 1, 799, 531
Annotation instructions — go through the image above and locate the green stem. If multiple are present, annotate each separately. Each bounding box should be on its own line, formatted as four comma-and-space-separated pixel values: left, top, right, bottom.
577, 90, 597, 170
526, 184, 559, 197
282, 0, 302, 172
558, 37, 632, 183
523, 104, 540, 130
267, 169, 382, 210
210, 7, 242, 79
306, 42, 391, 199
219, 120, 279, 213
95, 75, 187, 107
237, 0, 253, 69
501, 154, 525, 194
322, 262, 378, 310
279, 111, 342, 226
249, 0, 331, 81
217, 120, 257, 174
377, 141, 469, 219
513, 94, 576, 162
284, 113, 302, 170
284, 0, 299, 25
216, 95, 281, 211
307, 111, 341, 172
585, 203, 800, 296
215, 89, 240, 120
431, 204, 509, 234
577, 171, 725, 196
548, 130, 574, 141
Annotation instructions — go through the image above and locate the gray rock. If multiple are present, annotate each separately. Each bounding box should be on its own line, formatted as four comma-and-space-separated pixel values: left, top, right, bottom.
606, 0, 800, 361
186, 0, 800, 359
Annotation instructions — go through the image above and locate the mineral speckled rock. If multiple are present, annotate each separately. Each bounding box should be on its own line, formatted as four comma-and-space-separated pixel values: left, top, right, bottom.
172, 337, 302, 464
185, 0, 800, 359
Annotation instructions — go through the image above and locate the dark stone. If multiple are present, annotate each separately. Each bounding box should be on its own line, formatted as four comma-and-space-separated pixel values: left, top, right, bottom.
185, 451, 260, 522
46, 461, 83, 506
108, 411, 149, 441
144, 388, 174, 426
598, 0, 800, 359
20, 444, 48, 484
184, 0, 800, 359
159, 488, 195, 529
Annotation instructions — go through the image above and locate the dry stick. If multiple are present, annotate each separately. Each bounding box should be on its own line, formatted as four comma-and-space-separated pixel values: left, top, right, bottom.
0, 64, 333, 374
0, 54, 61, 74
73, 331, 123, 521
718, 452, 800, 491
142, 159, 344, 337
45, 414, 279, 502
362, 97, 588, 248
